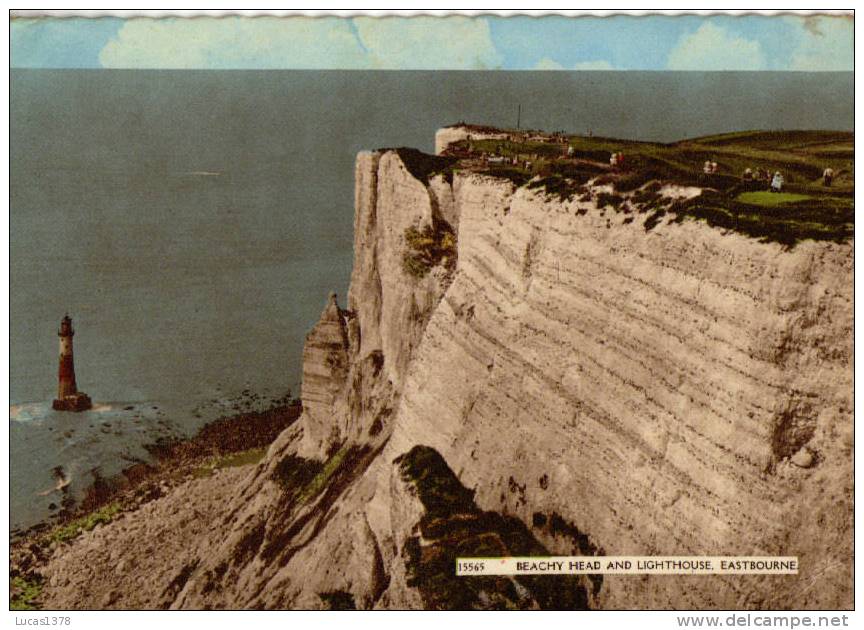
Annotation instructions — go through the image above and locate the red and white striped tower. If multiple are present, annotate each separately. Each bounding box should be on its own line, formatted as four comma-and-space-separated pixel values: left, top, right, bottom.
57, 315, 78, 399
52, 314, 92, 412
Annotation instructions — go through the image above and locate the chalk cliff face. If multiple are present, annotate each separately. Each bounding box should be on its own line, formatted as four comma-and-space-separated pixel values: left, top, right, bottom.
171, 133, 852, 610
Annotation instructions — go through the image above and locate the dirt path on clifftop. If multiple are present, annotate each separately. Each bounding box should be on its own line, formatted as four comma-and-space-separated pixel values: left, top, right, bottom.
38, 466, 247, 609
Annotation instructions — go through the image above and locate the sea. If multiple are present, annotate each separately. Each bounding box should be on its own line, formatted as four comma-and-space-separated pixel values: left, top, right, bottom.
9, 70, 854, 531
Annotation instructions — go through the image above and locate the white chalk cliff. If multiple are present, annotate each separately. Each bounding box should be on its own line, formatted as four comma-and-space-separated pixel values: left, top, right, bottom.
99, 130, 855, 609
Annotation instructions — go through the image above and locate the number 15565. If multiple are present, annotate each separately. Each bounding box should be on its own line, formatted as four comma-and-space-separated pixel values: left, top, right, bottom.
457, 561, 486, 574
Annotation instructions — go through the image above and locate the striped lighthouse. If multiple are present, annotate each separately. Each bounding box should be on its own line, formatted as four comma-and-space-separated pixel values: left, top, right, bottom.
52, 314, 92, 412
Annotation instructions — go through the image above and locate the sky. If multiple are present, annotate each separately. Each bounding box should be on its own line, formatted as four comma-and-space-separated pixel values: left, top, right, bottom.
10, 13, 854, 71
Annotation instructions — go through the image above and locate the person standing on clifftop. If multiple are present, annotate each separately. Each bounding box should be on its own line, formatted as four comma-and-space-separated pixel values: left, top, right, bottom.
771, 171, 784, 192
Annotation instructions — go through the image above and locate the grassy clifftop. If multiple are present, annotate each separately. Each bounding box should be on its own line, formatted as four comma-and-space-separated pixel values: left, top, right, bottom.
440, 127, 853, 247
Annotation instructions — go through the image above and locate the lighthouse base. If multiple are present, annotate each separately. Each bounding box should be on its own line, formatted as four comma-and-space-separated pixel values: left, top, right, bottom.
52, 392, 92, 412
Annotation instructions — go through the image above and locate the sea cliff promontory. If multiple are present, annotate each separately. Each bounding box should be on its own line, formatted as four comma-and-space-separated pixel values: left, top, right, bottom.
25, 125, 853, 610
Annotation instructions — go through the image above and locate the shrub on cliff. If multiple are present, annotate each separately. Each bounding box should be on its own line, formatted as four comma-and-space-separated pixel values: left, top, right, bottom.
527, 175, 589, 202
271, 455, 323, 497
664, 190, 853, 246
485, 166, 533, 187
393, 148, 458, 184
595, 192, 624, 210
394, 446, 476, 517
403, 222, 457, 279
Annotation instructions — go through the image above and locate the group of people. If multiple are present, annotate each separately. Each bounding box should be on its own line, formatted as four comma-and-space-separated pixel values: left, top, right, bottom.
741, 166, 837, 191
483, 148, 533, 171
742, 167, 785, 192
703, 160, 720, 175
610, 152, 626, 167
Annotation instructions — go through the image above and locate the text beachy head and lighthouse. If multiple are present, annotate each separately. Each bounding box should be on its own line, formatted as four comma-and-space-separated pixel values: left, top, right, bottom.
52, 314, 92, 412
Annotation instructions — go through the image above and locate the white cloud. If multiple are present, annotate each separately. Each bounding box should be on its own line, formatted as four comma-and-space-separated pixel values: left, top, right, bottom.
98, 16, 502, 70
99, 17, 365, 69
353, 17, 501, 70
572, 60, 616, 71
534, 58, 616, 71
533, 57, 564, 70
666, 22, 765, 71
787, 16, 853, 71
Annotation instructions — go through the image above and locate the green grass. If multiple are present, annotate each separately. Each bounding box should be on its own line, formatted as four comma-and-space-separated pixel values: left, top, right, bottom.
736, 191, 813, 206
298, 445, 350, 504
684, 129, 852, 149
10, 576, 43, 610
469, 138, 564, 159
272, 454, 323, 497
667, 191, 852, 246
441, 126, 854, 246
193, 447, 267, 478
48, 502, 122, 544
271, 445, 353, 507
461, 129, 854, 194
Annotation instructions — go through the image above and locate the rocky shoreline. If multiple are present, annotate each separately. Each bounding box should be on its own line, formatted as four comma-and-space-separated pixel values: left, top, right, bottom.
10, 402, 302, 609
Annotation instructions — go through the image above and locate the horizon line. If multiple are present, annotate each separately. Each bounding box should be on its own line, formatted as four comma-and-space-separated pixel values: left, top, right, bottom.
10, 67, 856, 72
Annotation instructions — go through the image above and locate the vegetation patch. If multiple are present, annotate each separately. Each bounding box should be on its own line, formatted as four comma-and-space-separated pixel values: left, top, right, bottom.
271, 454, 324, 499
259, 444, 374, 564
668, 191, 852, 246
318, 590, 357, 610
527, 175, 582, 202
470, 138, 564, 159
484, 166, 532, 187
10, 575, 43, 610
395, 446, 476, 517
298, 445, 352, 504
595, 192, 624, 211
630, 181, 663, 207
368, 416, 384, 437
643, 209, 667, 232
611, 167, 667, 192
403, 222, 457, 279
393, 147, 458, 184
532, 511, 604, 596
735, 191, 813, 206
271, 445, 355, 507
395, 445, 591, 610
193, 447, 267, 478
48, 502, 121, 544
548, 161, 603, 181
430, 127, 853, 246
526, 163, 598, 202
